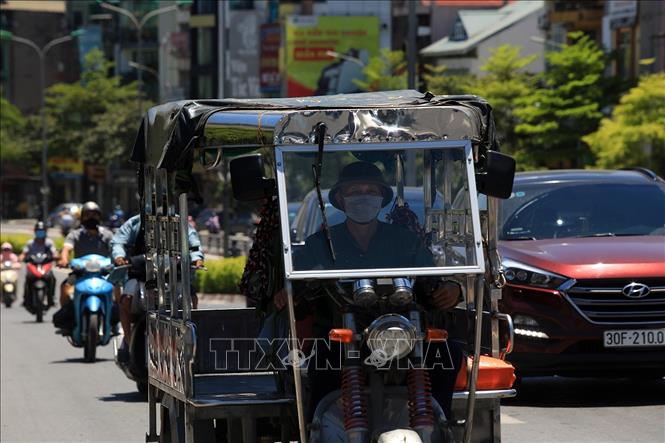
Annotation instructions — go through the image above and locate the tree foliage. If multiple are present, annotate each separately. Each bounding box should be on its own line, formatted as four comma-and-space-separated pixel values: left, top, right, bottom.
583, 73, 665, 176
44, 49, 148, 165
422, 64, 475, 96
515, 32, 606, 167
354, 49, 407, 91
0, 95, 33, 164
473, 45, 538, 167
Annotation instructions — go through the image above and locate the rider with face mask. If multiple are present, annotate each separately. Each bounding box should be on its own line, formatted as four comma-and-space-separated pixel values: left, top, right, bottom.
299, 161, 438, 270
58, 201, 114, 307
18, 222, 58, 307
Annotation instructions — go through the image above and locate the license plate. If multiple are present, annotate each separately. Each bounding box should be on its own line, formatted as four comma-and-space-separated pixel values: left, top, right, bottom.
603, 329, 665, 348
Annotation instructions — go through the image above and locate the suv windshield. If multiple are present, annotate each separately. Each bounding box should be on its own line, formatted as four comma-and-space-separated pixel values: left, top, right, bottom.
278, 144, 484, 277
500, 182, 665, 240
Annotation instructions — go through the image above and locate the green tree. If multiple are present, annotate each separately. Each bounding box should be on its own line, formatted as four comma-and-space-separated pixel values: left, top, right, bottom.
474, 45, 538, 168
354, 49, 407, 91
0, 95, 34, 164
44, 49, 147, 165
583, 73, 665, 176
515, 32, 606, 168
422, 64, 476, 96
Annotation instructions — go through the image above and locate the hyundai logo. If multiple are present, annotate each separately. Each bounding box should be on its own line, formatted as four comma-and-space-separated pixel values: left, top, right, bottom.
622, 282, 651, 299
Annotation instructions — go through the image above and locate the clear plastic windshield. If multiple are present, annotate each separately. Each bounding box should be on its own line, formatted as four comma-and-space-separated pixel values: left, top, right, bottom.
277, 143, 484, 278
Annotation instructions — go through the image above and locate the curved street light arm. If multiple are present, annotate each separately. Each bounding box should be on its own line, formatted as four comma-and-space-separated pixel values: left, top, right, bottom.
43, 35, 74, 56
8, 35, 43, 58
99, 1, 140, 30
140, 5, 179, 29
129, 61, 159, 80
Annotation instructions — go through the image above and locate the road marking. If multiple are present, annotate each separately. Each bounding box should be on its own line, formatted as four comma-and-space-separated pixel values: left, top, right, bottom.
501, 413, 525, 424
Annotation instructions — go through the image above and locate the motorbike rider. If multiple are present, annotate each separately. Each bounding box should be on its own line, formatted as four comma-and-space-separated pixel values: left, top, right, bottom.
278, 161, 463, 420
111, 214, 205, 362
58, 202, 114, 307
18, 222, 58, 307
2, 242, 19, 267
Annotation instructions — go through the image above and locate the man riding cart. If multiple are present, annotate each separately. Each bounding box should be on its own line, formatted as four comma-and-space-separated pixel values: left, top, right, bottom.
131, 90, 517, 443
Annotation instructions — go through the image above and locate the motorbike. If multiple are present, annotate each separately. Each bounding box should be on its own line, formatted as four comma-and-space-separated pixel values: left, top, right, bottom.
24, 252, 54, 322
1, 260, 19, 307
63, 254, 122, 362
113, 255, 150, 393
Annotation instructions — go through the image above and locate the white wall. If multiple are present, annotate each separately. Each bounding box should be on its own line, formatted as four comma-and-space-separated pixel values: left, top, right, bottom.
432, 9, 546, 76
475, 11, 545, 75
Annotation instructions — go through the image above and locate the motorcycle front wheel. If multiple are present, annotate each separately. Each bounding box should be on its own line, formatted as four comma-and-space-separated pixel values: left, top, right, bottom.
34, 290, 44, 323
84, 314, 99, 363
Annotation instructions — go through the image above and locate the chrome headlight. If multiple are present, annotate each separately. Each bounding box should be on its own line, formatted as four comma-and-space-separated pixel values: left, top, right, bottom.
389, 278, 414, 306
502, 258, 568, 290
4, 283, 15, 293
353, 279, 378, 308
85, 259, 101, 273
365, 314, 417, 362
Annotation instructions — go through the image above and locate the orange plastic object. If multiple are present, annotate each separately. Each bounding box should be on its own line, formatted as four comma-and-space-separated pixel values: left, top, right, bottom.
329, 328, 354, 343
425, 328, 449, 342
453, 355, 516, 391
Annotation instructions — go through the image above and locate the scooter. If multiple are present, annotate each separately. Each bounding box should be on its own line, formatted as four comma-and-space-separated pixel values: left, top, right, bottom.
65, 254, 123, 363
24, 252, 54, 322
1, 260, 19, 307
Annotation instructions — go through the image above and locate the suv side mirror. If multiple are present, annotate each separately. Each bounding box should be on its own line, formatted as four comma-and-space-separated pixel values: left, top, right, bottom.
229, 154, 276, 201
475, 151, 515, 199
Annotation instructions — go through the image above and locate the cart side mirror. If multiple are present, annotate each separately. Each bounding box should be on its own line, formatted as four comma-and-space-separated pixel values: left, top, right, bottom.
230, 154, 276, 201
475, 151, 515, 199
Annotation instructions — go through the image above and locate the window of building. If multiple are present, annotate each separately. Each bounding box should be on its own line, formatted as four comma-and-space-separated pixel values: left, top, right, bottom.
196, 74, 213, 98
195, 0, 217, 15
196, 28, 214, 65
616, 27, 634, 78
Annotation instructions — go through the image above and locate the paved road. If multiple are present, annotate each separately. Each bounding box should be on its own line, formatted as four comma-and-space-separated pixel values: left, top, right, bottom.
1, 265, 663, 442
501, 376, 665, 443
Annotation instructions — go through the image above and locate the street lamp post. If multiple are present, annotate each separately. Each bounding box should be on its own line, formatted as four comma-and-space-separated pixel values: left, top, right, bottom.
0, 29, 84, 220
98, 1, 191, 115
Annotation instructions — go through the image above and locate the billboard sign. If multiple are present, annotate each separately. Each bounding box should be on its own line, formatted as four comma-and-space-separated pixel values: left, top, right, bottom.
260, 23, 281, 95
285, 15, 379, 97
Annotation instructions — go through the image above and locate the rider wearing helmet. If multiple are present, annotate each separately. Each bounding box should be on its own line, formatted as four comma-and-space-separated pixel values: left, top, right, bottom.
18, 222, 59, 306
58, 201, 114, 307
1, 242, 18, 265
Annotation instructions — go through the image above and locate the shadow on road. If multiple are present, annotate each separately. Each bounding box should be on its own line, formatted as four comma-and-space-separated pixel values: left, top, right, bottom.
503, 376, 665, 408
50, 357, 112, 364
98, 391, 147, 403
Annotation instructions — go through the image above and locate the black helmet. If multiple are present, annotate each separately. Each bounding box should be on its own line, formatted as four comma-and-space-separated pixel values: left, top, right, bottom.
81, 201, 102, 217
34, 221, 46, 231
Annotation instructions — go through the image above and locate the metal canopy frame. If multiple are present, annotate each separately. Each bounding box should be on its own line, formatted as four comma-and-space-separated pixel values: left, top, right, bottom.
274, 140, 486, 280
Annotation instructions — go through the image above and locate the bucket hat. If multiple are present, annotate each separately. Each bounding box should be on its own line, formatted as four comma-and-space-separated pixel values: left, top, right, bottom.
329, 161, 393, 210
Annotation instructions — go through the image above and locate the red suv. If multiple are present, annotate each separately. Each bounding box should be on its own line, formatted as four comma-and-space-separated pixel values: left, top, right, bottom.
498, 169, 665, 377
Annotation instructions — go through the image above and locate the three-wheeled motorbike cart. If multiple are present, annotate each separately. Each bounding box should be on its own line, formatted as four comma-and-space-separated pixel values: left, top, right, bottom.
132, 90, 517, 443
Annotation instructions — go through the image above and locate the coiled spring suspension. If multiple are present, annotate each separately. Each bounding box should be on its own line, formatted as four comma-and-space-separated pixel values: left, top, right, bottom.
407, 368, 435, 427
341, 365, 368, 430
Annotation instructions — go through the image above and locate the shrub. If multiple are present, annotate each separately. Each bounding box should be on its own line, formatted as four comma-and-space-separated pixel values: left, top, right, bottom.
0, 233, 64, 253
196, 256, 246, 294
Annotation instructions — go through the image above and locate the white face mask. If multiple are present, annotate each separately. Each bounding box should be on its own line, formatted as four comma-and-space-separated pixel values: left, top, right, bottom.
343, 195, 383, 224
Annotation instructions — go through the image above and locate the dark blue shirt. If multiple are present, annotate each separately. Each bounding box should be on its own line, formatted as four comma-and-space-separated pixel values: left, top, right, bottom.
295, 221, 433, 271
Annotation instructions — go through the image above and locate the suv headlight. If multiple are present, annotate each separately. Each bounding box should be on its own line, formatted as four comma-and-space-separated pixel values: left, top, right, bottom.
502, 258, 568, 290
365, 314, 417, 363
